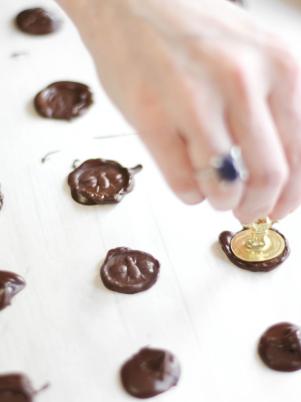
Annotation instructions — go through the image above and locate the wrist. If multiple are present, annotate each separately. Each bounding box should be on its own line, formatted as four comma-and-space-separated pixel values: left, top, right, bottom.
55, 0, 120, 31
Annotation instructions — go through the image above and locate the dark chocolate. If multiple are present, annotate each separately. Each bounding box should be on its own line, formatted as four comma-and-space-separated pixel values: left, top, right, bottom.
100, 247, 159, 294
71, 159, 80, 170
68, 159, 142, 205
41, 150, 60, 164
0, 187, 3, 211
228, 0, 245, 5
219, 230, 289, 272
258, 323, 301, 372
0, 374, 35, 402
15, 8, 62, 35
10, 52, 29, 59
34, 81, 93, 120
0, 271, 26, 311
121, 347, 181, 399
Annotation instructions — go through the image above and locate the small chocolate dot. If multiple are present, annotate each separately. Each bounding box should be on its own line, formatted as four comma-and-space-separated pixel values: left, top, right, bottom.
15, 8, 62, 35
258, 323, 301, 372
121, 348, 181, 398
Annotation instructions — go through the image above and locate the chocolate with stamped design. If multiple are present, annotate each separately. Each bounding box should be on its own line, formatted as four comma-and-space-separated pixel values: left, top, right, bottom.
0, 271, 26, 311
121, 347, 180, 399
258, 323, 301, 372
15, 8, 62, 35
100, 247, 159, 294
68, 159, 142, 205
34, 81, 93, 120
219, 230, 289, 272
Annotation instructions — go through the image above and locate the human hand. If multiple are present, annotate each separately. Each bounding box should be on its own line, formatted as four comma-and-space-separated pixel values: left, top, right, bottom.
58, 0, 301, 223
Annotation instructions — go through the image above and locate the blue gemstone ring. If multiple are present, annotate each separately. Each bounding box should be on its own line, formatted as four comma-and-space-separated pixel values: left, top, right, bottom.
198, 146, 248, 184
211, 146, 248, 183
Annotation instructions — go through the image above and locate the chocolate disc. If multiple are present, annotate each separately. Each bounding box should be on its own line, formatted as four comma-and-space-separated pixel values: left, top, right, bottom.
34, 81, 93, 120
68, 159, 142, 205
15, 8, 62, 35
100, 248, 160, 294
0, 374, 36, 402
0, 271, 26, 311
258, 323, 301, 372
219, 230, 289, 272
121, 348, 181, 399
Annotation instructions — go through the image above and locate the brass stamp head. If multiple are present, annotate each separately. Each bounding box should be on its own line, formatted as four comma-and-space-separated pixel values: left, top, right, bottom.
230, 218, 286, 262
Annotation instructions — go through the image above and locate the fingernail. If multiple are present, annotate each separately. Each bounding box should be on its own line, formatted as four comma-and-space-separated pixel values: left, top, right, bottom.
178, 190, 204, 205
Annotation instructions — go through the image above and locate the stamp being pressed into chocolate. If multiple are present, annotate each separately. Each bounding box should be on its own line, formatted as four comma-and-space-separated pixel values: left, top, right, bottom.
219, 219, 289, 272
121, 348, 181, 399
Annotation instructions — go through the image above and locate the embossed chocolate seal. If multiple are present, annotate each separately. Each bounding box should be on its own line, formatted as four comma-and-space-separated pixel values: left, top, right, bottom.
68, 159, 142, 205
15, 8, 62, 35
100, 248, 160, 294
0, 271, 26, 311
219, 230, 289, 272
258, 323, 301, 372
121, 348, 181, 399
34, 81, 93, 120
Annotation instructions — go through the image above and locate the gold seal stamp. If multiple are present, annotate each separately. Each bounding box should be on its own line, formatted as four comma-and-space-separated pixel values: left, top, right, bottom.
230, 218, 286, 262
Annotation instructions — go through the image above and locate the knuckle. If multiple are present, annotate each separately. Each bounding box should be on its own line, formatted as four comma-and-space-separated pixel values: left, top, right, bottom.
281, 57, 300, 81
229, 62, 250, 93
287, 147, 301, 172
265, 35, 301, 85
226, 60, 254, 107
274, 48, 301, 80
250, 166, 288, 189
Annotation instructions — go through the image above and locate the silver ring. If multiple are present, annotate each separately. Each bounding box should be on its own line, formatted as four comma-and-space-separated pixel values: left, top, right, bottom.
197, 146, 248, 183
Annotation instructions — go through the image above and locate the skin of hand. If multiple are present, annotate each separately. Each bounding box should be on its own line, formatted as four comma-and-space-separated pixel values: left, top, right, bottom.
57, 0, 301, 223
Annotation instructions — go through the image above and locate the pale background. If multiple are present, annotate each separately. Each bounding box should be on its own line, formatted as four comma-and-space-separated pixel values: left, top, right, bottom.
1, 1, 301, 401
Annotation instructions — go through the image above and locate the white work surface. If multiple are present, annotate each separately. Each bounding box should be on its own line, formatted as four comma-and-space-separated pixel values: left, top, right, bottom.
1, 0, 301, 401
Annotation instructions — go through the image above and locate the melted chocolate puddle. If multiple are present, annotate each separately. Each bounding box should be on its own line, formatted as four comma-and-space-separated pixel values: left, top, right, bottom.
0, 373, 49, 402
258, 323, 301, 372
121, 348, 181, 398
